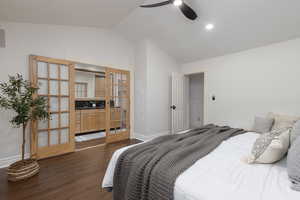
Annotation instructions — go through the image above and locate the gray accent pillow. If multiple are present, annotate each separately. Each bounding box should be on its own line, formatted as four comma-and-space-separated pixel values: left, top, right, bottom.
290, 121, 300, 145
287, 136, 300, 191
252, 116, 274, 133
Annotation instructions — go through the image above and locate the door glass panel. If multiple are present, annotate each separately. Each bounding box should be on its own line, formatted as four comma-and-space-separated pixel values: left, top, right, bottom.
49, 80, 59, 95
121, 73, 127, 81
38, 80, 48, 95
49, 97, 59, 112
60, 65, 69, 80
49, 64, 59, 79
38, 119, 48, 130
61, 81, 69, 95
119, 98, 128, 131
37, 62, 47, 78
61, 97, 69, 111
50, 113, 59, 128
50, 130, 59, 145
61, 128, 69, 144
61, 113, 69, 127
108, 71, 129, 136
38, 131, 48, 147
119, 85, 128, 97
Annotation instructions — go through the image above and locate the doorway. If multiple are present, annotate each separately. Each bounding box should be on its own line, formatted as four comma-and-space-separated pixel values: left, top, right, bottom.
187, 73, 204, 129
171, 72, 204, 133
30, 55, 131, 159
74, 63, 107, 150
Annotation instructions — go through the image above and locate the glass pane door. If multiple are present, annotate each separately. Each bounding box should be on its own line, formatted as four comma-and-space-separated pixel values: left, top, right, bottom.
30, 56, 75, 159
106, 68, 130, 143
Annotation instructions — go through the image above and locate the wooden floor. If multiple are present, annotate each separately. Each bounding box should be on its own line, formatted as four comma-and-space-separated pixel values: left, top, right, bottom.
0, 139, 141, 200
75, 138, 106, 150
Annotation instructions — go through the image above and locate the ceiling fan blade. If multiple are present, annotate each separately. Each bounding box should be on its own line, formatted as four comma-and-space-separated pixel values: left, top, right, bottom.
140, 1, 171, 8
179, 2, 198, 20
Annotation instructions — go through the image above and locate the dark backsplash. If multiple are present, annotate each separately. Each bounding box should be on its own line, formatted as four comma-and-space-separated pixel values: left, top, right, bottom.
75, 100, 105, 110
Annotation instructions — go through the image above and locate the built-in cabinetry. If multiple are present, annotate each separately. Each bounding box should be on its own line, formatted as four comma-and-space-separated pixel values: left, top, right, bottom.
95, 75, 105, 97
75, 108, 120, 134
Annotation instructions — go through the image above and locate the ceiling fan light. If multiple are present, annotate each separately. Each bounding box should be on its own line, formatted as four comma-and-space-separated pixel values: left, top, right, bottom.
205, 24, 215, 31
173, 0, 183, 7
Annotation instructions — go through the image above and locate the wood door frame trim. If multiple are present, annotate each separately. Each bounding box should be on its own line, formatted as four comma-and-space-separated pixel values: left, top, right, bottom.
30, 54, 134, 72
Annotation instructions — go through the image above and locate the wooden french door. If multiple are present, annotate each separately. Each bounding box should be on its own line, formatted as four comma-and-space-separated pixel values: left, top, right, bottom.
105, 68, 130, 143
30, 55, 75, 159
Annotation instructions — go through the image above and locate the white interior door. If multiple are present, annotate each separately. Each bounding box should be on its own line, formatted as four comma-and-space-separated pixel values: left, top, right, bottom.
171, 73, 188, 133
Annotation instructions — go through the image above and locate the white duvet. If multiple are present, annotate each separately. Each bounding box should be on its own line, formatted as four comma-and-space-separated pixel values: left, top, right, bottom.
102, 132, 300, 200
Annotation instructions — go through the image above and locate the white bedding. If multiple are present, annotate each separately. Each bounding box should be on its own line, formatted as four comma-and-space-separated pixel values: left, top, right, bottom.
102, 132, 300, 200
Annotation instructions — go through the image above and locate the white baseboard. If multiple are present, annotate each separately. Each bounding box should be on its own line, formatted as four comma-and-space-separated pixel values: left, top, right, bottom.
0, 153, 30, 169
134, 130, 170, 141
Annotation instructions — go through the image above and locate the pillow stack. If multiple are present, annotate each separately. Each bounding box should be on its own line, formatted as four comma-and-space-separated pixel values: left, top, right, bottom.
247, 113, 300, 164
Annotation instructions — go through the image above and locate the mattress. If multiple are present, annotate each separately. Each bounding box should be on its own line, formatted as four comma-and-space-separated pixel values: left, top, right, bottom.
102, 132, 300, 200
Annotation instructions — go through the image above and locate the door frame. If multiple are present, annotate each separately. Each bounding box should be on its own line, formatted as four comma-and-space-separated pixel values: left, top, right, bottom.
184, 72, 206, 129
30, 55, 132, 158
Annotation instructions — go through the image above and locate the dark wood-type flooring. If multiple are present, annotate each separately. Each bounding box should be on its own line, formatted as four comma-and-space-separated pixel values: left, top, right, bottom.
75, 138, 106, 150
0, 139, 141, 200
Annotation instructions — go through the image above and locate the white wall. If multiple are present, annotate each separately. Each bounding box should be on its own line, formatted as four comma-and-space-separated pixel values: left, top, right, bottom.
134, 40, 180, 140
182, 38, 300, 130
0, 21, 135, 167
134, 41, 148, 138
189, 73, 204, 128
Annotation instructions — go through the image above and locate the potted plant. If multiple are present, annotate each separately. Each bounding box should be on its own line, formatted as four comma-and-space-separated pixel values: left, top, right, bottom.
0, 74, 49, 182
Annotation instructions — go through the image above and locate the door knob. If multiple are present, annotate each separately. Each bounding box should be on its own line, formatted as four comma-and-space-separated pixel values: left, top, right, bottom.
170, 105, 176, 110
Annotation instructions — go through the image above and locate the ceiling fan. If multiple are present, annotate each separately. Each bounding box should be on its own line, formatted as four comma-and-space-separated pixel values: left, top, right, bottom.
140, 0, 198, 21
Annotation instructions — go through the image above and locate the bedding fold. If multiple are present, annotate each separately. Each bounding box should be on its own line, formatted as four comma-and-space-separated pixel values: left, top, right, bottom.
113, 124, 246, 200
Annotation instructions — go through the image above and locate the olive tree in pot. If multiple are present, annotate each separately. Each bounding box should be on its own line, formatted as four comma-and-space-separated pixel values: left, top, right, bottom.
0, 74, 49, 182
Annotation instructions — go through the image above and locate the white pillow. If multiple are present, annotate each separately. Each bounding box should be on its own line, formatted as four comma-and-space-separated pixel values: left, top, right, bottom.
267, 113, 300, 131
247, 129, 290, 164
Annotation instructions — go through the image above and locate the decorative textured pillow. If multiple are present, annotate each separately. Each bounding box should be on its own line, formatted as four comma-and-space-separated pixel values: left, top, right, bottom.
247, 129, 290, 164
267, 113, 300, 131
287, 136, 300, 191
252, 116, 274, 133
290, 121, 300, 145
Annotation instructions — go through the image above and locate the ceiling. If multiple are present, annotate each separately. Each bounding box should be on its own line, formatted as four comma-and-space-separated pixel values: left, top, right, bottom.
0, 0, 142, 28
115, 0, 300, 63
1, 0, 300, 63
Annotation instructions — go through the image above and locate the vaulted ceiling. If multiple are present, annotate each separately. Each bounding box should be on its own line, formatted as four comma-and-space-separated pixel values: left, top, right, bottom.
0, 0, 142, 28
1, 0, 300, 63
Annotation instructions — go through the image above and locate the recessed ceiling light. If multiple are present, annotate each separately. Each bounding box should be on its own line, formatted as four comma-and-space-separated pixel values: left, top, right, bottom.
205, 23, 215, 31
173, 0, 183, 7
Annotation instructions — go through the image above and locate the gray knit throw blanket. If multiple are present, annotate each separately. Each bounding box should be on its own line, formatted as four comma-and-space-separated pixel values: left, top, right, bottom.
113, 124, 246, 200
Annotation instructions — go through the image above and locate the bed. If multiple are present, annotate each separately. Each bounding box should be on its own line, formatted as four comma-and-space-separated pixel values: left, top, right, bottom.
102, 131, 300, 200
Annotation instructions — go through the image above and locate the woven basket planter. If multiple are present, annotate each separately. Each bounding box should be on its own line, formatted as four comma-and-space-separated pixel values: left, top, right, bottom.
7, 159, 39, 182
